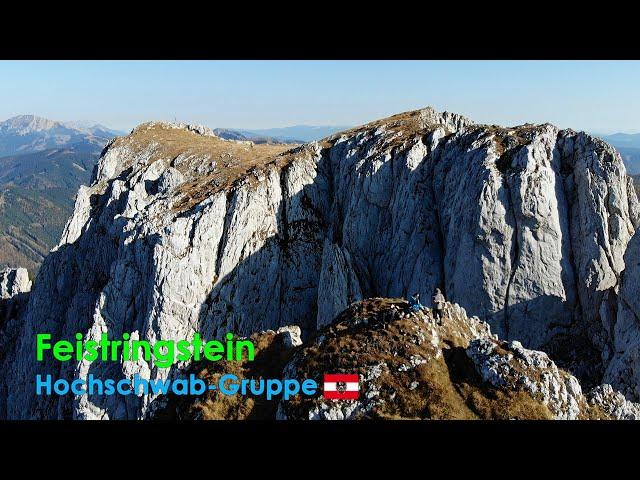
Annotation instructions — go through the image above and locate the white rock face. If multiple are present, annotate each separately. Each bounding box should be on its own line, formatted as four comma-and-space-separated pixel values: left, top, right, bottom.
604, 232, 640, 400
0, 268, 31, 300
466, 337, 640, 419
316, 120, 638, 357
276, 325, 302, 348
587, 384, 640, 419
1, 108, 638, 419
467, 337, 584, 419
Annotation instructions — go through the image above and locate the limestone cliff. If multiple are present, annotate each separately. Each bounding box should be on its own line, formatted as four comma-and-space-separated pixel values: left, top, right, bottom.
1, 108, 639, 419
604, 232, 640, 399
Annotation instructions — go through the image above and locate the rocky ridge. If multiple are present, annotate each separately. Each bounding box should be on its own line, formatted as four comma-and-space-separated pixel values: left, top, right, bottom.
160, 297, 639, 420
277, 299, 640, 420
2, 108, 640, 419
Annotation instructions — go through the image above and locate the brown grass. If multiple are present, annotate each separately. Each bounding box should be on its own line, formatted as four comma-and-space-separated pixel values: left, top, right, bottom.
329, 109, 453, 153
152, 298, 568, 420
110, 123, 299, 212
113, 123, 294, 170
154, 330, 297, 420
284, 298, 554, 420
579, 403, 611, 420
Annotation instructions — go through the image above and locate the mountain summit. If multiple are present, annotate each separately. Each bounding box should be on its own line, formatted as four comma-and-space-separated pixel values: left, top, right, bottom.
0, 115, 61, 134
0, 114, 120, 157
1, 107, 640, 419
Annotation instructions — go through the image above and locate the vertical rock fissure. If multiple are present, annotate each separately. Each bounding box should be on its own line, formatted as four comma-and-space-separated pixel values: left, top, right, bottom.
325, 147, 344, 245
426, 141, 447, 296
186, 210, 202, 253
277, 165, 290, 327
278, 165, 290, 248
214, 191, 234, 279
433, 198, 447, 296
345, 251, 354, 304
557, 149, 583, 328
503, 172, 520, 340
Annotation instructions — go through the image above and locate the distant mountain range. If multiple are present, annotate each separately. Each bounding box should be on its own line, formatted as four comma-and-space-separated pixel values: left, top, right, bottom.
0, 115, 122, 274
212, 128, 294, 144
0, 115, 123, 158
241, 125, 350, 142
215, 125, 350, 144
599, 133, 640, 149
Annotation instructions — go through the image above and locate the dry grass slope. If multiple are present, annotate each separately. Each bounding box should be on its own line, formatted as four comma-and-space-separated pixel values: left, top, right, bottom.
285, 298, 554, 420
112, 123, 301, 212
152, 297, 616, 420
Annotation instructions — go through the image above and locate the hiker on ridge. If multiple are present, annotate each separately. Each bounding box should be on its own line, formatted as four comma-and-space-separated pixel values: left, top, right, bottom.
408, 292, 422, 312
432, 288, 445, 324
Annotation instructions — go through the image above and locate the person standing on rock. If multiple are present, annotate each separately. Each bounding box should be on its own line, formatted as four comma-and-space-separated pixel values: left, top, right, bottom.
432, 288, 445, 325
408, 292, 422, 312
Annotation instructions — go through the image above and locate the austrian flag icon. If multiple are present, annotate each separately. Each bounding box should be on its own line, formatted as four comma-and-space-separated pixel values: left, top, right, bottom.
323, 374, 359, 400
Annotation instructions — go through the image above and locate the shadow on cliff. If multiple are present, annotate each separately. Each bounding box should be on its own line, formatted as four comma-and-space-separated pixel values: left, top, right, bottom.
147, 139, 447, 417
487, 294, 605, 387
186, 134, 587, 356
193, 153, 332, 342
5, 166, 168, 419
190, 136, 454, 344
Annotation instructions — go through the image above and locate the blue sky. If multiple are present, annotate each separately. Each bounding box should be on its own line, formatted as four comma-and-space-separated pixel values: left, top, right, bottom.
0, 60, 638, 133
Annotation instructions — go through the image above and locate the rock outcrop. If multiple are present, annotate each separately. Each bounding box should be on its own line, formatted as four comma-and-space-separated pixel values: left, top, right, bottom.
466, 337, 584, 419
586, 384, 640, 419
0, 268, 31, 300
1, 107, 639, 419
0, 268, 31, 337
277, 298, 638, 420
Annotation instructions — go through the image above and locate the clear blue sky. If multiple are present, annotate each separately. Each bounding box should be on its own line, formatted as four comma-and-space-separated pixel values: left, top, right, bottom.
0, 60, 638, 133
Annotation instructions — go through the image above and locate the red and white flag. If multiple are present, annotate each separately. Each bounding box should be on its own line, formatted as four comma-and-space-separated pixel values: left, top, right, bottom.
323, 374, 359, 400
